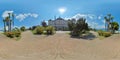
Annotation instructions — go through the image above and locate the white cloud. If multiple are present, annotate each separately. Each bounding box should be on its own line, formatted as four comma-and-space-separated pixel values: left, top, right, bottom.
66, 14, 97, 20
16, 14, 26, 21
98, 16, 102, 20
16, 13, 39, 21
2, 10, 13, 18
72, 14, 87, 19
31, 13, 38, 18
87, 14, 96, 20
2, 11, 39, 22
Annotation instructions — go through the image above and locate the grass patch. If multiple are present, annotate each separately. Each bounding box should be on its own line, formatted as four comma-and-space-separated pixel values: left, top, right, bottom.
98, 36, 105, 40
15, 36, 21, 41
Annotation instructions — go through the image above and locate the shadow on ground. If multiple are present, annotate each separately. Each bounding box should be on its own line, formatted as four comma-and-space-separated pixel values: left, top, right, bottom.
70, 32, 97, 40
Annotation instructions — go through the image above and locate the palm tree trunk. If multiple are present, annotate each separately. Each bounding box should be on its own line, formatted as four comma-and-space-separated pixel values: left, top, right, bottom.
10, 20, 12, 32
12, 14, 14, 28
3, 20, 6, 32
105, 22, 106, 31
8, 20, 10, 32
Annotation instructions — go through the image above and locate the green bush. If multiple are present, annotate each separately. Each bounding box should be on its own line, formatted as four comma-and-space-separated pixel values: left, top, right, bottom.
5, 32, 14, 38
20, 26, 26, 31
5, 28, 21, 38
98, 30, 111, 37
103, 32, 111, 37
33, 26, 44, 34
98, 30, 103, 36
46, 26, 55, 35
32, 26, 55, 35
14, 31, 21, 37
71, 30, 80, 36
13, 28, 21, 37
43, 31, 47, 35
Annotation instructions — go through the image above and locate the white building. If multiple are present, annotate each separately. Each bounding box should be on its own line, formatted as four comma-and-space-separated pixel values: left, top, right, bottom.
48, 17, 69, 30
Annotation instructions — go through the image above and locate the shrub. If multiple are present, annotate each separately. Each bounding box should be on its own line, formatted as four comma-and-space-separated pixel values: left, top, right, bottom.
98, 30, 111, 37
43, 31, 47, 35
46, 26, 55, 35
14, 31, 21, 37
33, 26, 44, 34
68, 18, 89, 37
98, 30, 103, 36
13, 28, 21, 37
5, 32, 14, 38
103, 32, 111, 37
5, 28, 21, 38
20, 26, 26, 31
71, 30, 81, 36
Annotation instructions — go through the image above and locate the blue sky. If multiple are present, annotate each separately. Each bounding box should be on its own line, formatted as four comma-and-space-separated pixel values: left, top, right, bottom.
0, 0, 120, 30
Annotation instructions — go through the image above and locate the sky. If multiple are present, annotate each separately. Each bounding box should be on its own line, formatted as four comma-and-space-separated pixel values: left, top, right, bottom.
0, 0, 120, 30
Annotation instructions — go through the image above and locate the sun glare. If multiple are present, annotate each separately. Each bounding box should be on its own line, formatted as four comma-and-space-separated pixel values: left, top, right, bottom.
58, 7, 66, 14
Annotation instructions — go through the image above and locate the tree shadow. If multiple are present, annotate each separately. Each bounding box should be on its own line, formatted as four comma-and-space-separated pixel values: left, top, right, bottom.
70, 32, 97, 40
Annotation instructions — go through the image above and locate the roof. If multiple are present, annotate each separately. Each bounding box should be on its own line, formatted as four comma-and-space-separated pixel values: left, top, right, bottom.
56, 17, 64, 20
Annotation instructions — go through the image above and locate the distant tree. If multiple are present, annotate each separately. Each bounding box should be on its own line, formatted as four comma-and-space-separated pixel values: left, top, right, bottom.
104, 14, 114, 32
20, 26, 26, 31
28, 27, 32, 30
32, 26, 37, 30
111, 22, 119, 33
42, 21, 47, 27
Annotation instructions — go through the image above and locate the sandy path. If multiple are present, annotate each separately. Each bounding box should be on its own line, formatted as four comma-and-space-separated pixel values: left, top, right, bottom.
0, 31, 120, 60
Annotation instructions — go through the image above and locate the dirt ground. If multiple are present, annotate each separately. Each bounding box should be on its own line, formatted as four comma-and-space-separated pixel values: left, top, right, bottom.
0, 31, 120, 60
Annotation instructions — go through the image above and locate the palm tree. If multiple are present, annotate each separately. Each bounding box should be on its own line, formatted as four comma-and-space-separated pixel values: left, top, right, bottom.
9, 20, 12, 32
3, 19, 6, 32
8, 13, 10, 31
104, 14, 114, 32
12, 13, 14, 28
3, 13, 14, 32
104, 16, 108, 31
8, 13, 13, 32
4, 17, 10, 32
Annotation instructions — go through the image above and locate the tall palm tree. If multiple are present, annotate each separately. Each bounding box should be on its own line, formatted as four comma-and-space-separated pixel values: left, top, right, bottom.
12, 13, 14, 28
8, 13, 11, 32
104, 14, 114, 32
3, 19, 6, 32
8, 13, 13, 32
104, 16, 108, 31
9, 20, 12, 32
3, 13, 14, 32
5, 17, 10, 32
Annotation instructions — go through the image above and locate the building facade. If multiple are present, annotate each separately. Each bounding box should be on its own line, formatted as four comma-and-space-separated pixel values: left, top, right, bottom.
48, 17, 69, 30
